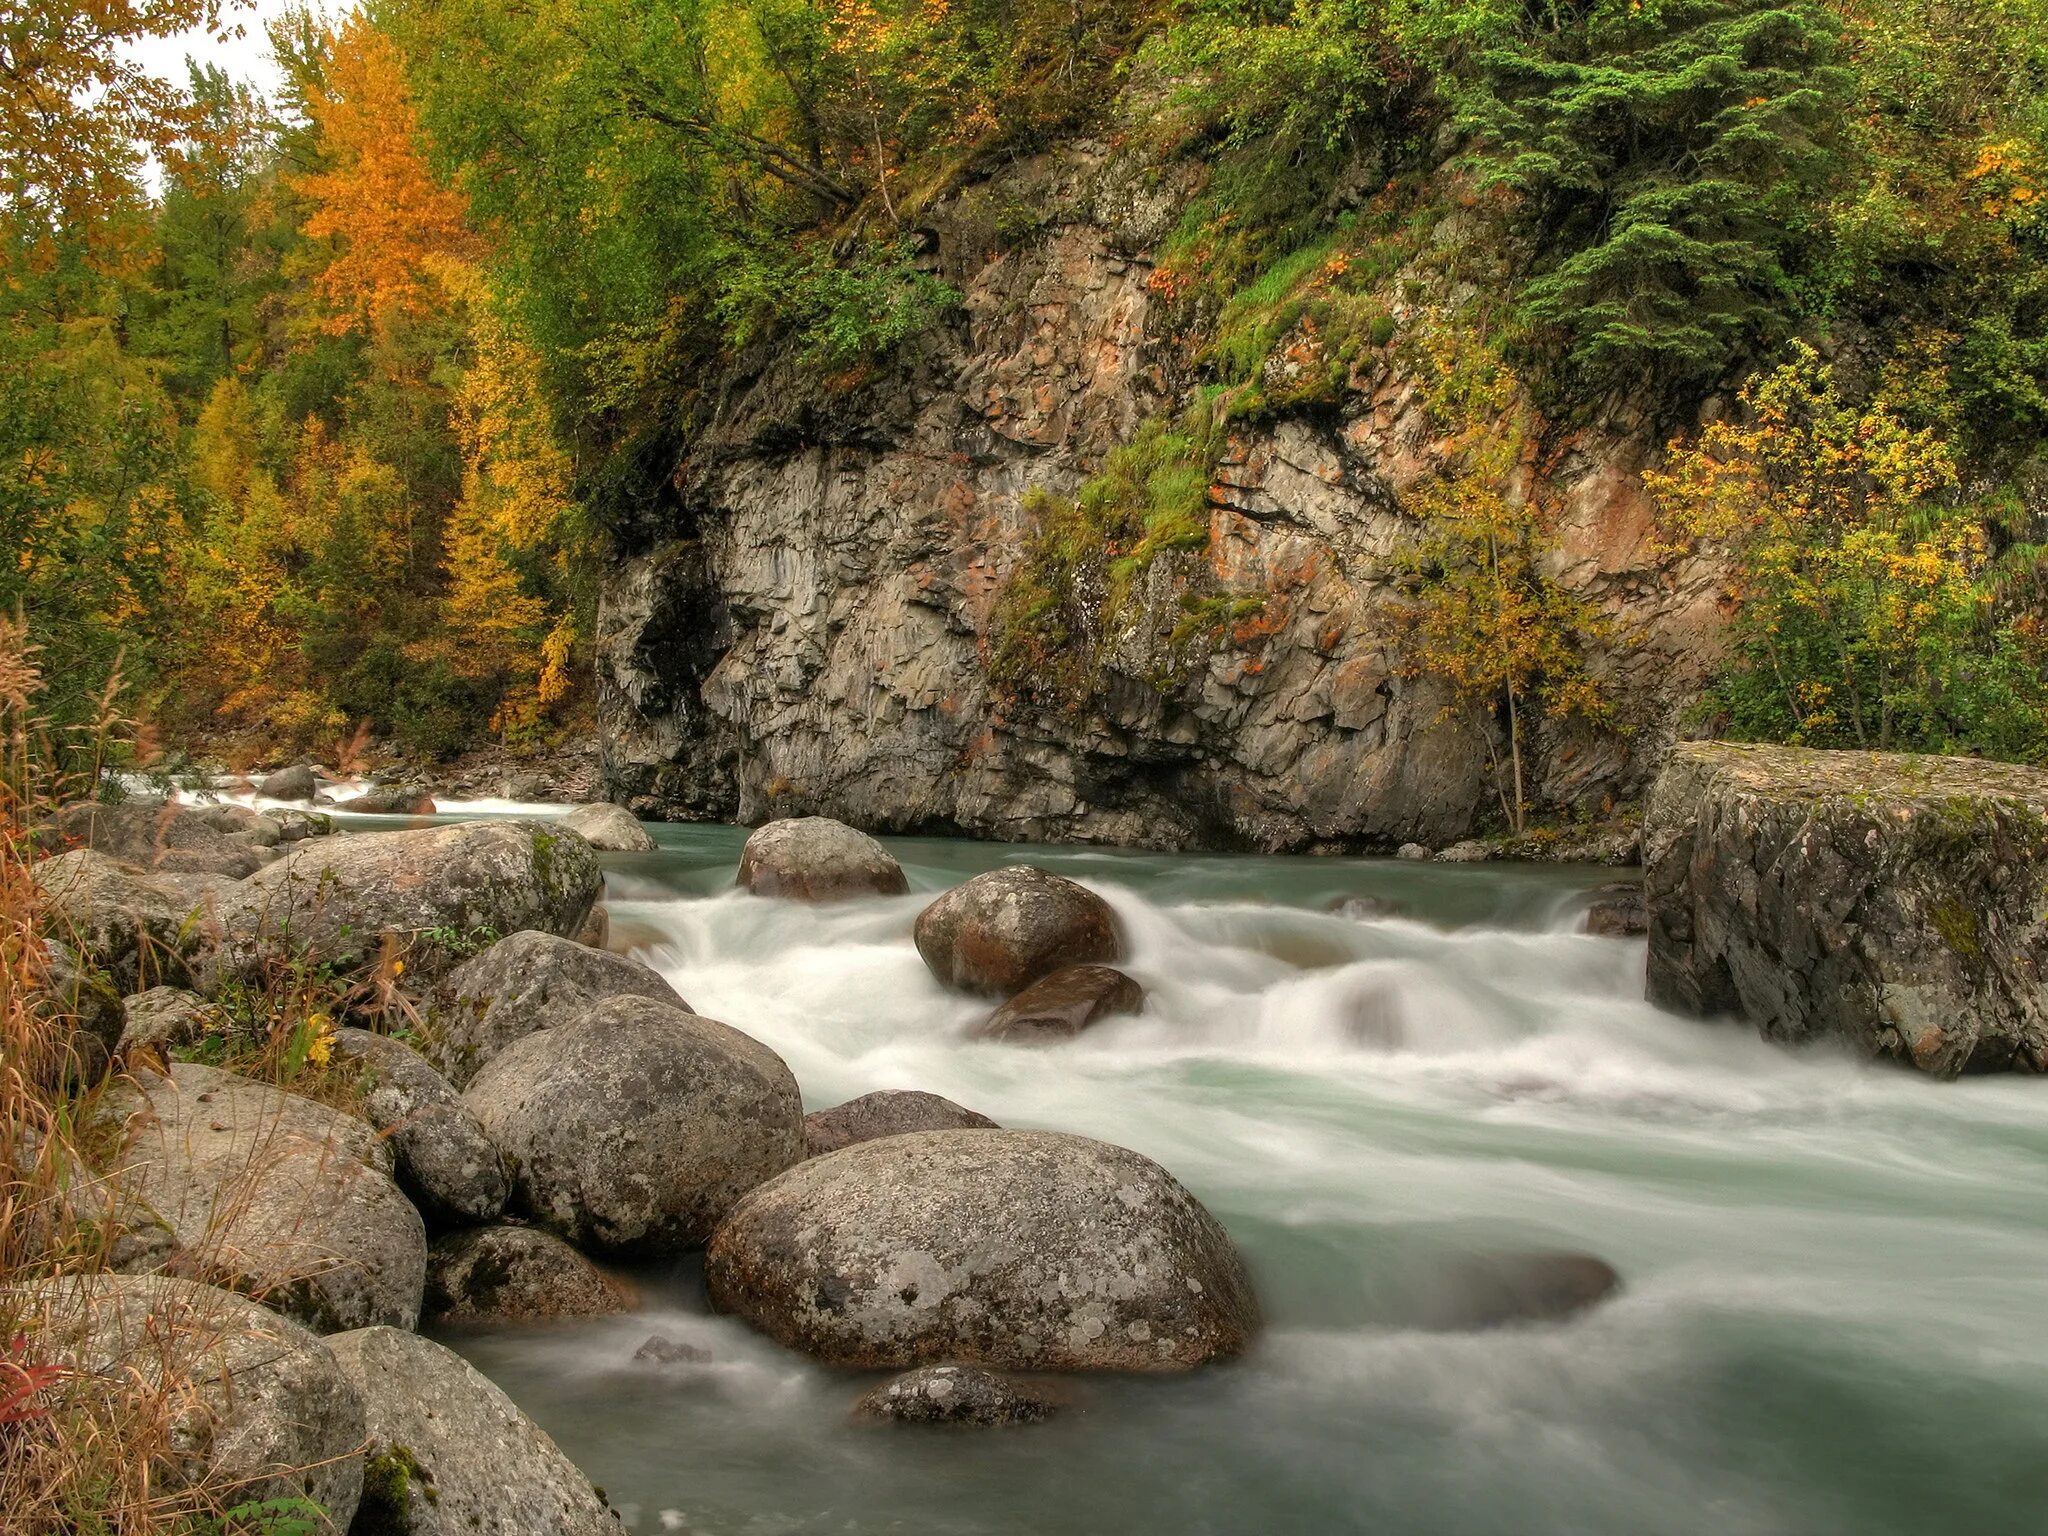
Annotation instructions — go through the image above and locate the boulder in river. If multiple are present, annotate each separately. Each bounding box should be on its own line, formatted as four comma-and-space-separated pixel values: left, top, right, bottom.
1643, 741, 2048, 1075
705, 1129, 1258, 1371
803, 1089, 999, 1156
435, 928, 687, 1088
737, 816, 909, 901
105, 1063, 426, 1332
913, 866, 1121, 997
1583, 881, 1647, 938
328, 1325, 619, 1536
424, 1224, 634, 1325
27, 1273, 366, 1524
852, 1364, 1063, 1427
1411, 1250, 1624, 1330
339, 782, 438, 815
212, 819, 602, 990
560, 800, 657, 851
332, 1028, 509, 1228
975, 964, 1144, 1042
465, 994, 804, 1256
256, 763, 319, 802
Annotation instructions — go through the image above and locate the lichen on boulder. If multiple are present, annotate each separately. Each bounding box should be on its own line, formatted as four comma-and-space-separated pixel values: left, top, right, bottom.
1643, 741, 2048, 1075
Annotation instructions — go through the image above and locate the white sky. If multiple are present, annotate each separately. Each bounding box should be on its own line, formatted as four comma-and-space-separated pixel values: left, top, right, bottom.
121, 0, 331, 103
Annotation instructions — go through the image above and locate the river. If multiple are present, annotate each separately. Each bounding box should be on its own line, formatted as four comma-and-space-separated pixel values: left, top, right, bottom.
348, 811, 2048, 1535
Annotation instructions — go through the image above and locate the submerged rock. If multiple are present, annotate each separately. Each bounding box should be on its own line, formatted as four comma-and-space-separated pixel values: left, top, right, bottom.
1419, 1250, 1624, 1330
424, 1225, 633, 1325
1583, 881, 1647, 938
464, 995, 804, 1256
435, 929, 687, 1089
28, 1273, 366, 1525
802, 1089, 999, 1156
737, 816, 909, 901
328, 1325, 619, 1536
212, 819, 602, 989
105, 1063, 426, 1333
561, 801, 656, 852
705, 1129, 1259, 1372
1325, 893, 1406, 920
914, 866, 1121, 997
332, 1028, 508, 1228
633, 1333, 713, 1366
975, 964, 1144, 1042
852, 1364, 1063, 1427
1643, 741, 2048, 1075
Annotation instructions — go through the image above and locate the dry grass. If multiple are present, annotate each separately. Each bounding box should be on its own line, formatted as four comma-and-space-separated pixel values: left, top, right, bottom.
0, 618, 342, 1535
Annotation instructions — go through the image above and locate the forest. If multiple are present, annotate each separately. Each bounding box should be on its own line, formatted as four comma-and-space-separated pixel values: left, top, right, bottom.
8, 0, 2048, 771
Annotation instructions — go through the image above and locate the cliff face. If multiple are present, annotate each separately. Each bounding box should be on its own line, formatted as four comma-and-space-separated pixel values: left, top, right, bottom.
597, 141, 1727, 850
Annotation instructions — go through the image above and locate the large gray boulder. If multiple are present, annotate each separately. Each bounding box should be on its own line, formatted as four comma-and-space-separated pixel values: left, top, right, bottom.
256, 764, 319, 802
27, 1273, 365, 1526
327, 1326, 619, 1536
560, 801, 656, 852
435, 929, 687, 1089
424, 1224, 634, 1325
41, 800, 267, 876
32, 848, 231, 992
737, 817, 908, 901
705, 1130, 1258, 1372
332, 1028, 508, 1228
1643, 742, 2048, 1075
213, 820, 602, 988
465, 995, 804, 1256
803, 1089, 999, 1157
913, 866, 1121, 997
106, 1063, 426, 1332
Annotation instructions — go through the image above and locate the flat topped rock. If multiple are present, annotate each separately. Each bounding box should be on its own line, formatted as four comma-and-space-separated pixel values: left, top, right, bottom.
738, 816, 909, 901
914, 866, 1121, 997
705, 1129, 1258, 1373
976, 964, 1143, 1042
1644, 741, 2048, 1075
853, 1364, 1064, 1426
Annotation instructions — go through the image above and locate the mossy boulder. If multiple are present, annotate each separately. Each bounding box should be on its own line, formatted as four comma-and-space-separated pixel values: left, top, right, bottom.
424, 1224, 634, 1325
1643, 742, 2048, 1075
332, 1029, 509, 1228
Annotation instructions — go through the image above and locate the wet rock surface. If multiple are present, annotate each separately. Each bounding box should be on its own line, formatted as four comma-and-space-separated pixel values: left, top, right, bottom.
914, 866, 1121, 997
737, 816, 909, 901
1583, 881, 1647, 937
1410, 1250, 1624, 1330
435, 929, 687, 1089
332, 1028, 509, 1228
464, 994, 804, 1256
852, 1364, 1064, 1426
976, 964, 1144, 1042
803, 1089, 1000, 1156
705, 1129, 1259, 1372
1644, 742, 2048, 1075
424, 1224, 634, 1325
329, 1325, 620, 1536
28, 1273, 367, 1524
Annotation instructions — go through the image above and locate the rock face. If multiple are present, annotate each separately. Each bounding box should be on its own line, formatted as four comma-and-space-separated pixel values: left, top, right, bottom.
435, 929, 687, 1089
1643, 742, 2048, 1076
594, 140, 1723, 850
705, 1129, 1258, 1371
327, 1326, 619, 1536
213, 820, 602, 988
914, 866, 1121, 997
737, 816, 909, 901
560, 800, 657, 851
332, 1028, 509, 1227
424, 1224, 633, 1325
109, 1063, 427, 1332
853, 1364, 1062, 1427
465, 995, 804, 1255
803, 1089, 1000, 1156
28, 1273, 367, 1525
1584, 881, 1647, 938
976, 964, 1144, 1042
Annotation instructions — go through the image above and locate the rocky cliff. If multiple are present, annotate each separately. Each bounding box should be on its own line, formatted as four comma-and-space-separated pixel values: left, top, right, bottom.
597, 141, 1726, 850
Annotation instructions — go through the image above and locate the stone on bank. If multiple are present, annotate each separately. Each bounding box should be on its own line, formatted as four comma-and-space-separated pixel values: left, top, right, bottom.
1643, 741, 2048, 1076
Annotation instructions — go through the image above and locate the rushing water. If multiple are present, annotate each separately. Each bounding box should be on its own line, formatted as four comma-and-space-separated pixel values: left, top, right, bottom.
367, 814, 2046, 1534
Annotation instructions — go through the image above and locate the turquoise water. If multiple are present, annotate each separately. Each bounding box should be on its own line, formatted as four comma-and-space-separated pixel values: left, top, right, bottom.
432, 820, 2048, 1536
